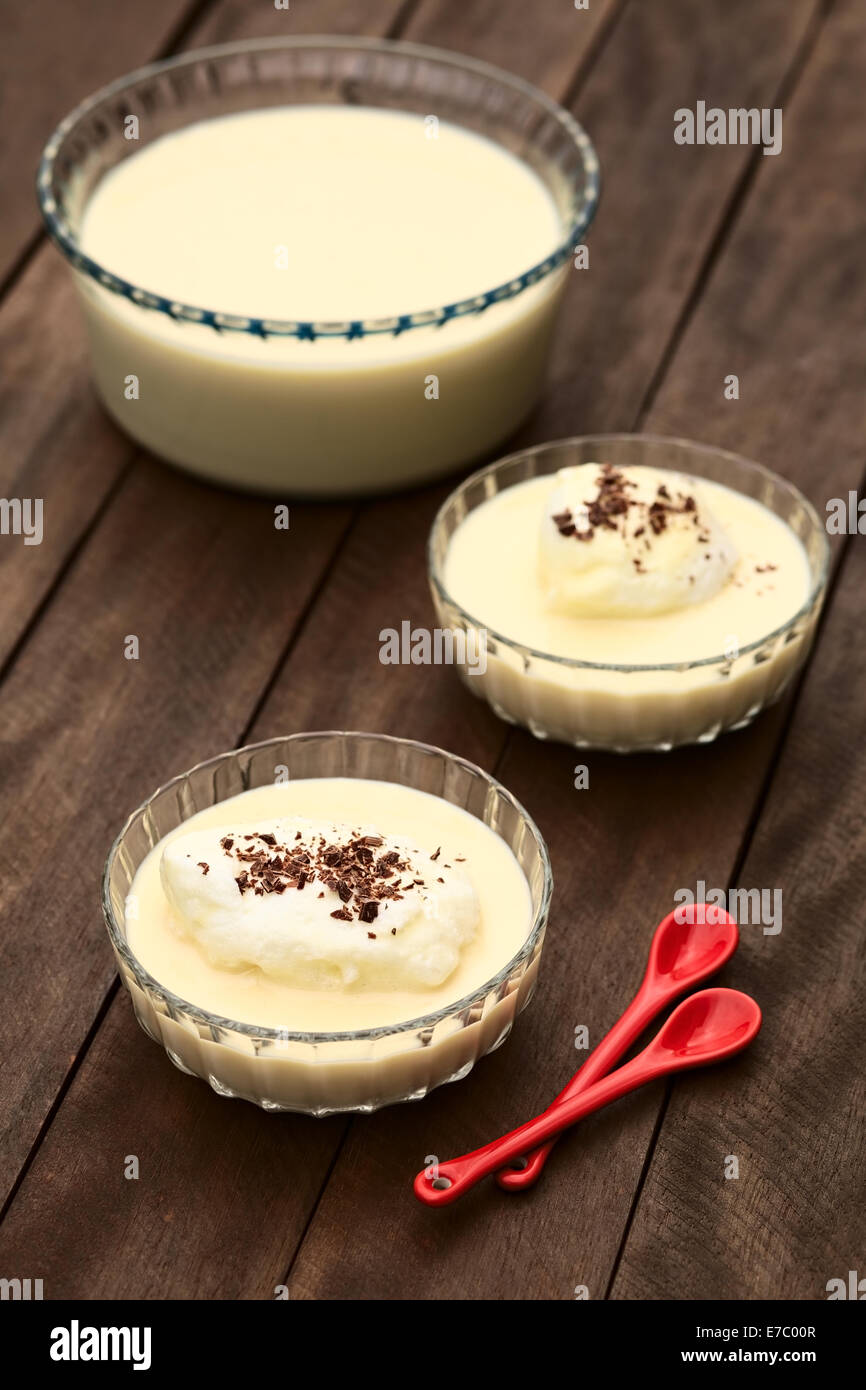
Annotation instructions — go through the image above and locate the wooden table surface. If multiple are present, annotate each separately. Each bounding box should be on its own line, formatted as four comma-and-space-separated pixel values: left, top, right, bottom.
1, 0, 864, 1302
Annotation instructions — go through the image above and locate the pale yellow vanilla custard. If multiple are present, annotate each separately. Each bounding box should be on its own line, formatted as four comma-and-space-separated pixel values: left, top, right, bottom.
127, 778, 532, 1034
439, 461, 816, 749
75, 104, 567, 493
81, 107, 561, 324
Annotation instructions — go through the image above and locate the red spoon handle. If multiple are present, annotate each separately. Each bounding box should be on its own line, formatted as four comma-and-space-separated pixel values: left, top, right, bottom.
495, 984, 659, 1191
496, 905, 739, 1192
415, 1052, 662, 1207
417, 987, 759, 1206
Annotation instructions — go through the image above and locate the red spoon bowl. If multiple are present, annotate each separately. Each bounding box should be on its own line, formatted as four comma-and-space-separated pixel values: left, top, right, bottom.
649, 903, 739, 986
655, 985, 760, 1061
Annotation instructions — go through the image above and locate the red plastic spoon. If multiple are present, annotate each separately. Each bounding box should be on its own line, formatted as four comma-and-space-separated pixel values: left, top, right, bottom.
497, 904, 738, 1192
414, 987, 760, 1207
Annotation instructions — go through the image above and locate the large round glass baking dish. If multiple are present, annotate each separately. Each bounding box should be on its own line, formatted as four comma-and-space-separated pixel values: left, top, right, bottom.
38, 38, 600, 495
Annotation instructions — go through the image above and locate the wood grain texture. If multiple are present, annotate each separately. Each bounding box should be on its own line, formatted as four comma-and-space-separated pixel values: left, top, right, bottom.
640, 0, 866, 488
0, 0, 833, 1301
0, 0, 199, 285
0, 457, 351, 1201
0, 0, 407, 669
279, 0, 866, 1300
0, 998, 348, 1301
0, 0, 422, 1201
189, 0, 408, 47
405, 0, 621, 93
611, 531, 866, 1300
0, 0, 614, 1298
610, 0, 866, 1299
514, 0, 823, 443
0, 259, 138, 670
0, 0, 861, 1304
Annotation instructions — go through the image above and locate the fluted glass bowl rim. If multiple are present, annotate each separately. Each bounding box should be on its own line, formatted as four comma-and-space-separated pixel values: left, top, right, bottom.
428, 433, 830, 674
37, 35, 601, 342
101, 730, 553, 1044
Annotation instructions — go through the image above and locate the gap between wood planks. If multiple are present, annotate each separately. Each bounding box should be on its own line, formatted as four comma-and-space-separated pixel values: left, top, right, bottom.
265, 0, 633, 1295
0, 0, 845, 1294
271, 0, 841, 1297
601, 0, 845, 1298
0, 0, 421, 1224
0, 0, 222, 309
0, 0, 421, 676
0, 0, 228, 682
632, 0, 839, 432
0, 0, 621, 673
0, 0, 627, 1269
602, 456, 866, 1302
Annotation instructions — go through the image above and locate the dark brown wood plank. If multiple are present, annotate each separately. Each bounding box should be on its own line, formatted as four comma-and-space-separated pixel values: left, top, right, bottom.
281, 0, 866, 1299
0, 0, 422, 1197
609, 0, 866, 1300
406, 0, 620, 91
0, 0, 408, 670
0, 260, 127, 670
0, 0, 606, 1291
0, 0, 200, 288
0, 998, 345, 1301
0, 460, 350, 1200
189, 0, 408, 46
0, 0, 828, 1299
0, 0, 408, 290
612, 531, 866, 1300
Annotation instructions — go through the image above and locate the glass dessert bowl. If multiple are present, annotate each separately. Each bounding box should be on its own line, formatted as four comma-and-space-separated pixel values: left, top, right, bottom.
102, 732, 552, 1115
428, 435, 829, 752
38, 37, 599, 496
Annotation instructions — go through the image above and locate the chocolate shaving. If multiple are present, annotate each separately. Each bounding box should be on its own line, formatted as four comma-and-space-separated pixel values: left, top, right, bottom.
552, 508, 577, 538
222, 826, 425, 926
551, 463, 701, 560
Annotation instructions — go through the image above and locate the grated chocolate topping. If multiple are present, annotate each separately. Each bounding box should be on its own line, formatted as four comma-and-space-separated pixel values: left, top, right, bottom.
218, 828, 451, 927
551, 464, 703, 561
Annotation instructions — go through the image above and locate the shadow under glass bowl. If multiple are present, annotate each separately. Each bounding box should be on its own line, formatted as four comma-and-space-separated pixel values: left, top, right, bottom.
428, 435, 830, 753
102, 731, 552, 1116
38, 37, 600, 496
